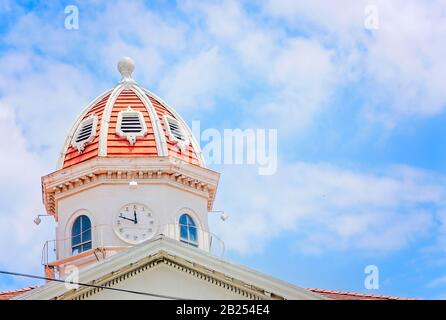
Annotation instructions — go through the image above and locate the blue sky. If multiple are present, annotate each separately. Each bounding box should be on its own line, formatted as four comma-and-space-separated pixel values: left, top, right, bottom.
1, 0, 446, 299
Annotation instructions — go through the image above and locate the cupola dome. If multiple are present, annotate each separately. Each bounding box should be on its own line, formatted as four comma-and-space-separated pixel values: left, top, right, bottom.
58, 57, 204, 169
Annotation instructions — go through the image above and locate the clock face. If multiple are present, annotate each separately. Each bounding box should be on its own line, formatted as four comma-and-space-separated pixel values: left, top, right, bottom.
113, 203, 157, 244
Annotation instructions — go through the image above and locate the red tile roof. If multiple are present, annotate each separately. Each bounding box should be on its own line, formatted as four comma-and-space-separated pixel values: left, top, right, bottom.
0, 287, 35, 300
62, 88, 202, 169
308, 288, 417, 300
1, 286, 416, 300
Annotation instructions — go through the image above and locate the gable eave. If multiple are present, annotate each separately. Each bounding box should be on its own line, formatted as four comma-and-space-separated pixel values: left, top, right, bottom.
15, 236, 325, 300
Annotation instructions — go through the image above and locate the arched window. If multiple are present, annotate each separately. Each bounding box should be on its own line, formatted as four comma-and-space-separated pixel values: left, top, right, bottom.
71, 215, 92, 255
179, 214, 198, 247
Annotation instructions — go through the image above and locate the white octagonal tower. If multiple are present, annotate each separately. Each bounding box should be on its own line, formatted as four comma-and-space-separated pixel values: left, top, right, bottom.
41, 58, 220, 278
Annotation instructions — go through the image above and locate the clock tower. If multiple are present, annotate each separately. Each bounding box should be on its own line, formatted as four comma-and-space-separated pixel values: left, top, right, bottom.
41, 57, 220, 279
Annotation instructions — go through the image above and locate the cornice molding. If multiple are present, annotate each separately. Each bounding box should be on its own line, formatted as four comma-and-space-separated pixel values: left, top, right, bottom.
42, 157, 219, 219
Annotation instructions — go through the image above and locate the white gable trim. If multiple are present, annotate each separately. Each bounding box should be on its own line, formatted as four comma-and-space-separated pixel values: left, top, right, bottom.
98, 84, 125, 156
66, 253, 264, 300
130, 84, 168, 156
15, 237, 325, 300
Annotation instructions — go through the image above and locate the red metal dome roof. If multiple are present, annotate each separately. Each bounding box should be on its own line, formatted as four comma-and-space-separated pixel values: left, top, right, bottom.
58, 57, 204, 169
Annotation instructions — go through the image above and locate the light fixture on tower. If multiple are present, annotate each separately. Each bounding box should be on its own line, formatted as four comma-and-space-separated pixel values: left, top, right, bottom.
129, 180, 138, 190
33, 214, 51, 226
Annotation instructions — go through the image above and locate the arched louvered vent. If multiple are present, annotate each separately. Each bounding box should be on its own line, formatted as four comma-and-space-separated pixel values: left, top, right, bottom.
71, 115, 98, 153
116, 106, 147, 145
164, 115, 189, 152
167, 118, 184, 141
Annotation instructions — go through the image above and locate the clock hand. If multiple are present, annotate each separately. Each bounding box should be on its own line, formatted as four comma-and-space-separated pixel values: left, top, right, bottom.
134, 210, 138, 224
119, 213, 136, 223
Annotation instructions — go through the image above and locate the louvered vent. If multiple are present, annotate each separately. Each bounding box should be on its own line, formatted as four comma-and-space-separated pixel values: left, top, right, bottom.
116, 106, 147, 145
121, 113, 143, 133
166, 117, 185, 141
164, 115, 189, 152
75, 121, 94, 143
71, 116, 98, 153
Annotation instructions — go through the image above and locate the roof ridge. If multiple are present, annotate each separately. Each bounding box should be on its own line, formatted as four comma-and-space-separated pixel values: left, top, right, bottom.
0, 286, 36, 295
307, 288, 416, 300
1, 285, 416, 300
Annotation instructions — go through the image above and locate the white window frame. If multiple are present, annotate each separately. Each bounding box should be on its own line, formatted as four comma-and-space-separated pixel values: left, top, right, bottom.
179, 213, 199, 247
71, 115, 98, 154
164, 114, 189, 152
116, 106, 148, 145
71, 214, 93, 255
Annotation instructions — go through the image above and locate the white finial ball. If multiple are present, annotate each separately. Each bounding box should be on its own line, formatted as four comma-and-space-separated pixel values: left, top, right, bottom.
117, 57, 135, 79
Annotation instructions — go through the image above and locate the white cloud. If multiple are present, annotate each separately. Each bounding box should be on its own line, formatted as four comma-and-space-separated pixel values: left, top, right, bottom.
85, 0, 188, 84
5, 0, 444, 131
182, 0, 340, 131
428, 275, 446, 288
263, 0, 446, 125
261, 38, 337, 133
190, 0, 277, 70
0, 104, 55, 280
362, 1, 446, 124
211, 163, 445, 255
0, 53, 100, 160
158, 47, 236, 112
3, 0, 188, 84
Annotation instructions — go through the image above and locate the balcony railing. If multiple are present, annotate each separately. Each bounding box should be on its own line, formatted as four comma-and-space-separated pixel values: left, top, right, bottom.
42, 224, 225, 270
